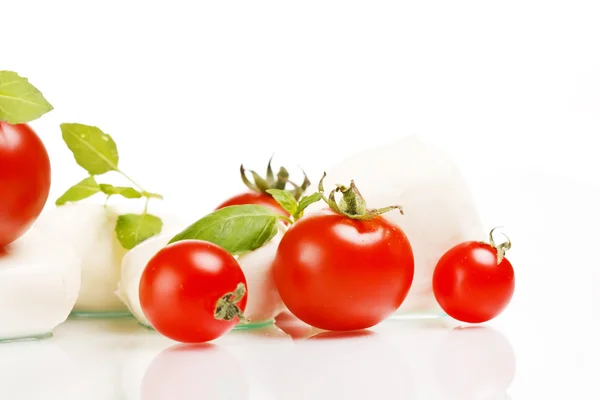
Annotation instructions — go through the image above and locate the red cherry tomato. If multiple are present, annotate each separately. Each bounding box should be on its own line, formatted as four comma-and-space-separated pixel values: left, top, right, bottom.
139, 240, 248, 343
433, 235, 515, 323
0, 122, 51, 247
216, 192, 288, 217
273, 209, 414, 331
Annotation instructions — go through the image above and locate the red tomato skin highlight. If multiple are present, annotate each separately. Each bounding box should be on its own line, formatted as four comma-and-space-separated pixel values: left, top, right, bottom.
273, 209, 414, 331
433, 241, 515, 323
216, 192, 289, 217
139, 240, 248, 343
0, 122, 51, 247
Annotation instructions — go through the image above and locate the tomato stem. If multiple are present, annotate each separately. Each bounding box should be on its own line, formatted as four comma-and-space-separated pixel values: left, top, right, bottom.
240, 157, 310, 200
118, 168, 147, 193
214, 283, 249, 324
489, 227, 512, 264
278, 215, 294, 225
317, 172, 404, 220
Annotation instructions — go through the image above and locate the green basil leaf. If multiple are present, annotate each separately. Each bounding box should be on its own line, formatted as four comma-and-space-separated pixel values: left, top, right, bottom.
265, 189, 297, 215
115, 213, 163, 250
169, 205, 279, 255
143, 191, 164, 200
55, 176, 101, 205
296, 192, 323, 215
60, 123, 119, 175
0, 71, 53, 124
99, 184, 143, 199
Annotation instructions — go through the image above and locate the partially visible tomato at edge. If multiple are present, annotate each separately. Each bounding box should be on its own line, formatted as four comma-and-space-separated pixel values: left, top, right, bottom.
139, 240, 248, 343
432, 241, 515, 323
216, 192, 289, 217
0, 122, 51, 247
273, 208, 415, 331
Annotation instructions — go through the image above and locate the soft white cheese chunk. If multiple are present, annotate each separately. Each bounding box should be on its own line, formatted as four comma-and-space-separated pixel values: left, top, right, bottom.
35, 202, 181, 313
0, 226, 81, 340
236, 231, 285, 323
305, 135, 485, 315
117, 232, 173, 326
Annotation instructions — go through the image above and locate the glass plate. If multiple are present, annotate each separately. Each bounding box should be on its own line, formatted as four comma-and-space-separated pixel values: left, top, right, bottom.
388, 311, 447, 320
69, 310, 133, 319
137, 319, 275, 332
233, 320, 274, 330
0, 332, 53, 344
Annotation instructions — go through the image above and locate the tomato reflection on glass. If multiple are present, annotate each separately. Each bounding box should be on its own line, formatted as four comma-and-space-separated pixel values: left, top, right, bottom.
434, 325, 516, 399
141, 343, 248, 400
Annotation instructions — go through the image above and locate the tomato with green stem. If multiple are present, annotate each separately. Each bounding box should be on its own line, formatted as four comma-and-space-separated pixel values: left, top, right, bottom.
216, 157, 310, 218
273, 173, 415, 331
432, 228, 515, 323
139, 240, 248, 343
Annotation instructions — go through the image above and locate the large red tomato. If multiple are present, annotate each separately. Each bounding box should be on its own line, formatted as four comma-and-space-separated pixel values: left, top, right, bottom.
139, 240, 248, 343
432, 231, 515, 323
0, 122, 51, 246
273, 208, 414, 331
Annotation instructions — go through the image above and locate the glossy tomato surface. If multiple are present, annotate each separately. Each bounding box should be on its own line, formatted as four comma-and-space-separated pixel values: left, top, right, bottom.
139, 240, 248, 343
432, 241, 515, 323
273, 209, 414, 331
0, 122, 51, 247
216, 192, 288, 217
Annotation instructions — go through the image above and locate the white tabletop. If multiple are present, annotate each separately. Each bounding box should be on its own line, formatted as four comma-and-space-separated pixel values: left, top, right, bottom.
0, 310, 595, 400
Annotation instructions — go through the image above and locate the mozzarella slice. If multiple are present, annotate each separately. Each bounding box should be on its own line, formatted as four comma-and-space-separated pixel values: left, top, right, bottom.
236, 231, 285, 323
117, 232, 173, 327
0, 226, 81, 340
35, 202, 182, 314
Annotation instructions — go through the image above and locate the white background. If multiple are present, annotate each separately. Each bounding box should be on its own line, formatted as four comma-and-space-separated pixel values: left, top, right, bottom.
2, 0, 600, 398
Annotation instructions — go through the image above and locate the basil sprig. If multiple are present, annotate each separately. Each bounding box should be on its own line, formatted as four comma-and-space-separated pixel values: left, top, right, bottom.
56, 123, 163, 249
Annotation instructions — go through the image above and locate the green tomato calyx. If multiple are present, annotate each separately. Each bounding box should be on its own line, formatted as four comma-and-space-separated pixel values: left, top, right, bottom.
240, 155, 310, 200
489, 227, 512, 265
214, 283, 249, 324
318, 172, 404, 221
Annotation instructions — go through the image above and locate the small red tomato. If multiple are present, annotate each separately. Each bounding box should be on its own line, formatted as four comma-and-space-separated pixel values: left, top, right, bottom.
216, 192, 288, 217
433, 229, 515, 323
139, 240, 248, 343
0, 122, 51, 246
274, 207, 414, 331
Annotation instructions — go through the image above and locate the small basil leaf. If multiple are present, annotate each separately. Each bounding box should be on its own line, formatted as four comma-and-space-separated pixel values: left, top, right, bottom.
265, 189, 297, 215
169, 205, 279, 255
296, 192, 323, 216
99, 184, 143, 199
116, 213, 163, 250
0, 71, 53, 124
55, 176, 100, 205
60, 123, 119, 175
143, 191, 164, 200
